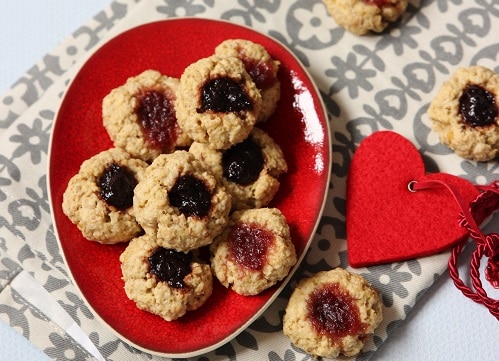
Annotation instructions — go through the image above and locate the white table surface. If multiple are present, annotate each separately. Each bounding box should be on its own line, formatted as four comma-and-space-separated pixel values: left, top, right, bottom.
1, 1, 498, 360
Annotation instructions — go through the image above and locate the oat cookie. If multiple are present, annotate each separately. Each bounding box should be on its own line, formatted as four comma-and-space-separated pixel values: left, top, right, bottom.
175, 55, 262, 150
62, 148, 148, 244
133, 150, 231, 252
283, 268, 383, 359
322, 0, 408, 35
210, 208, 296, 296
120, 234, 213, 321
215, 39, 280, 122
427, 66, 499, 161
189, 127, 287, 210
103, 69, 192, 162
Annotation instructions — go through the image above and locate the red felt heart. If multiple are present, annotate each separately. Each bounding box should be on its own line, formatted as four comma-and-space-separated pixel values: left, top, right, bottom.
346, 131, 481, 268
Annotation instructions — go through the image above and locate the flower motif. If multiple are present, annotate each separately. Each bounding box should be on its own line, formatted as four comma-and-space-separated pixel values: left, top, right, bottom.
45, 332, 89, 361
156, 0, 206, 17
60, 291, 94, 324
10, 117, 49, 165
0, 177, 11, 202
435, 0, 463, 12
7, 175, 49, 232
377, 25, 421, 56
460, 161, 499, 185
269, 345, 317, 361
293, 3, 333, 44
326, 52, 376, 98
361, 263, 413, 307
8, 198, 41, 231
0, 256, 20, 280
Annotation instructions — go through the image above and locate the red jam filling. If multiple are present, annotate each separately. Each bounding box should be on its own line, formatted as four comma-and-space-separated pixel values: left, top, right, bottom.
222, 136, 264, 186
98, 163, 137, 211
148, 247, 192, 289
459, 84, 497, 127
135, 88, 178, 151
307, 283, 365, 341
228, 221, 274, 270
240, 56, 276, 90
168, 174, 212, 218
364, 0, 391, 6
198, 77, 253, 113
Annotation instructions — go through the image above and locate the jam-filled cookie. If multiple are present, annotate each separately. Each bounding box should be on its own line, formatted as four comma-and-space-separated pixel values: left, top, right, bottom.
189, 127, 287, 210
427, 66, 499, 161
283, 268, 383, 359
214, 39, 280, 122
103, 69, 192, 162
322, 0, 408, 35
133, 150, 231, 252
210, 208, 296, 296
62, 148, 148, 244
175, 55, 262, 150
120, 234, 213, 321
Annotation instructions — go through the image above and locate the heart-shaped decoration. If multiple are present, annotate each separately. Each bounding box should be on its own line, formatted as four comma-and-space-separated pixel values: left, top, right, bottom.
346, 131, 481, 268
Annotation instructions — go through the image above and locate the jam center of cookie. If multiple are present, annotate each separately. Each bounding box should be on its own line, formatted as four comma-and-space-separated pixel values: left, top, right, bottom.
169, 174, 212, 218
241, 56, 276, 90
136, 88, 178, 150
199, 77, 253, 113
228, 221, 274, 270
364, 0, 391, 6
148, 247, 192, 288
98, 163, 137, 211
307, 283, 364, 340
222, 137, 264, 185
459, 84, 497, 127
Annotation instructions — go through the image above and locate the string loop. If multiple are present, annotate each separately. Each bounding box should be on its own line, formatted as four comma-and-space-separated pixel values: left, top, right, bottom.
410, 179, 499, 320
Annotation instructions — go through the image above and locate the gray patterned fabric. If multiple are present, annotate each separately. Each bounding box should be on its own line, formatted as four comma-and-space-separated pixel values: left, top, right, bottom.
1, 0, 498, 360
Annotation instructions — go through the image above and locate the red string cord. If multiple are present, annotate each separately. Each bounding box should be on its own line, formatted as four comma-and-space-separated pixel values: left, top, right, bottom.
411, 179, 499, 320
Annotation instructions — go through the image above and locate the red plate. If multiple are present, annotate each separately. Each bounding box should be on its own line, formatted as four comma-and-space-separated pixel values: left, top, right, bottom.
48, 18, 331, 357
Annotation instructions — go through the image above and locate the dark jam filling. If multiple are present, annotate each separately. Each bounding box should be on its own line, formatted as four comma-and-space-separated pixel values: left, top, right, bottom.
241, 56, 276, 90
168, 174, 212, 218
136, 88, 178, 150
148, 247, 192, 289
198, 77, 253, 113
307, 283, 364, 340
228, 221, 274, 270
98, 163, 137, 211
459, 84, 497, 127
222, 137, 264, 186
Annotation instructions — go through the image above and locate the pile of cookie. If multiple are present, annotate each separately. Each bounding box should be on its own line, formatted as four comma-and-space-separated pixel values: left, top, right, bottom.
62, 37, 386, 359
62, 39, 297, 322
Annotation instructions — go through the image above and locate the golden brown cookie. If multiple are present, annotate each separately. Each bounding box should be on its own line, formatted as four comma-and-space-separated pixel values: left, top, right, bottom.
62, 148, 148, 244
283, 268, 383, 358
322, 0, 408, 35
175, 55, 262, 150
427, 66, 499, 161
210, 208, 296, 296
103, 69, 192, 162
133, 150, 231, 252
215, 39, 280, 122
120, 234, 212, 321
189, 127, 287, 210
